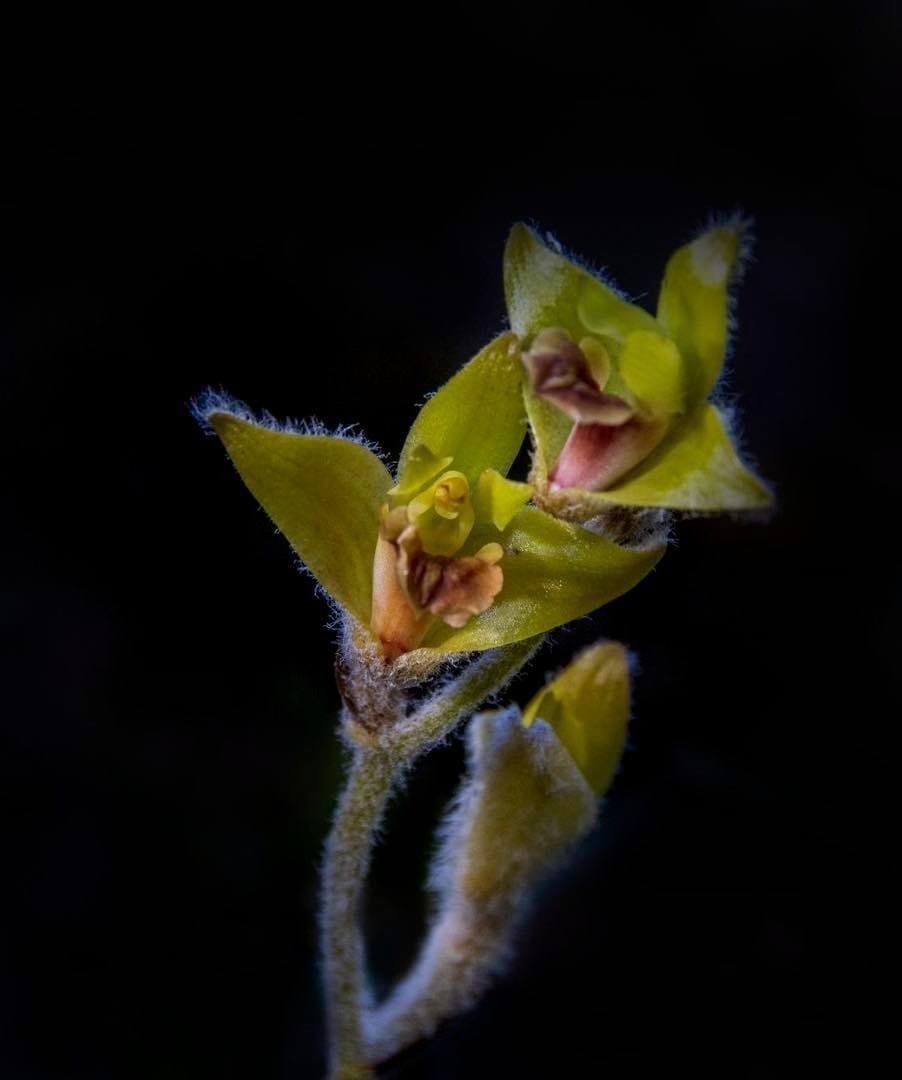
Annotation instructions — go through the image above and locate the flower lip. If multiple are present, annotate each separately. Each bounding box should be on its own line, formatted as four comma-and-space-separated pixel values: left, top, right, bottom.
522, 328, 633, 427
523, 329, 687, 495
549, 417, 669, 493
394, 526, 504, 631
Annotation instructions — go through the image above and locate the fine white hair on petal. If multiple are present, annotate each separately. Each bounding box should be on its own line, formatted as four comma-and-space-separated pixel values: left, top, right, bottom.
543, 228, 565, 255
189, 386, 390, 464
693, 208, 756, 278
536, 222, 639, 304
623, 645, 641, 680
707, 210, 753, 305
510, 220, 639, 336
190, 386, 256, 431
685, 209, 756, 402
715, 400, 776, 514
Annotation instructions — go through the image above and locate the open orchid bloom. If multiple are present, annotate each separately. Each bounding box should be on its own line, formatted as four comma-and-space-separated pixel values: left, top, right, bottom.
505, 222, 773, 519
199, 334, 663, 665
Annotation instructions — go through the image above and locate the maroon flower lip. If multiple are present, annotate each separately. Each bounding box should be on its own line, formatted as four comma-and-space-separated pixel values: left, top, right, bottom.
521, 328, 634, 427
549, 417, 668, 492
522, 328, 669, 493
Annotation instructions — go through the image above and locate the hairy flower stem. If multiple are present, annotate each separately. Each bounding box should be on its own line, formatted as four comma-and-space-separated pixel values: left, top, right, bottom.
321, 636, 544, 1078
321, 748, 394, 1080
387, 636, 544, 761
365, 897, 518, 1064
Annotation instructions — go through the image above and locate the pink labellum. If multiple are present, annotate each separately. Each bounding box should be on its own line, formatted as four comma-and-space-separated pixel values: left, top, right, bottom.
550, 418, 668, 492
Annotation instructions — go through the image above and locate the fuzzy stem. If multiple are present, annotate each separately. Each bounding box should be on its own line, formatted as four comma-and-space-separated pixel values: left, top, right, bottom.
321, 748, 394, 1079
385, 636, 544, 762
321, 636, 545, 1076
364, 896, 518, 1064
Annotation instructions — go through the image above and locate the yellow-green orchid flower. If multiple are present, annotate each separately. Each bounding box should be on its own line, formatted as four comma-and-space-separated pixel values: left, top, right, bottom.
198, 335, 663, 666
505, 221, 773, 520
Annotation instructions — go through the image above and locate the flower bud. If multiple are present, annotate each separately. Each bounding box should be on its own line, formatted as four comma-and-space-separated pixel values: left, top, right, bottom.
365, 642, 633, 1062
447, 708, 597, 905
440, 641, 631, 905
522, 641, 630, 795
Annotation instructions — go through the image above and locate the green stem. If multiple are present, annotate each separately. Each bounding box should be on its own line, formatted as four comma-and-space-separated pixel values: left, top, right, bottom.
320, 635, 544, 1076
321, 748, 394, 1079
386, 636, 544, 761
365, 896, 518, 1064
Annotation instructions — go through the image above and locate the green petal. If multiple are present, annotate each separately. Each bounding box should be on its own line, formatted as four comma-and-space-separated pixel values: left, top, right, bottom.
656, 222, 746, 408
523, 380, 573, 484
504, 223, 658, 345
592, 404, 773, 511
387, 444, 453, 502
208, 411, 391, 622
397, 332, 526, 489
420, 507, 665, 653
523, 643, 629, 795
618, 330, 685, 417
473, 469, 533, 530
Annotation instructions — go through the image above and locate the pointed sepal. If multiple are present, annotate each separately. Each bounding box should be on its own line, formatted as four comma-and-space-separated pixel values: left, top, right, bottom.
205, 410, 392, 623
504, 223, 658, 345
657, 220, 749, 407
522, 642, 630, 795
591, 404, 773, 511
397, 333, 526, 491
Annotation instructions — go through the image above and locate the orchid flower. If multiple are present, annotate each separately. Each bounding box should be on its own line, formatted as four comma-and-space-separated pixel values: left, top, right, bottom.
198, 334, 663, 669
505, 221, 773, 522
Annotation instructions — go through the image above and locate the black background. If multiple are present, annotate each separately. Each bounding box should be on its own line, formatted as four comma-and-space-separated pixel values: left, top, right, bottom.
3, 7, 893, 1078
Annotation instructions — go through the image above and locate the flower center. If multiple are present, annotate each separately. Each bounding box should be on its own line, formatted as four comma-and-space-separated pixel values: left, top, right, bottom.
370, 456, 531, 659
407, 470, 475, 556
433, 473, 469, 519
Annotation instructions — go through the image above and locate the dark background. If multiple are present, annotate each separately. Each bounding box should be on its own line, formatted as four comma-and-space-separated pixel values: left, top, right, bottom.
3, 7, 893, 1078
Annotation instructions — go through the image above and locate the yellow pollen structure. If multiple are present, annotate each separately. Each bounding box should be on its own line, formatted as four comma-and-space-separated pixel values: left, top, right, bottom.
432, 472, 469, 519
408, 470, 475, 556
372, 453, 532, 651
